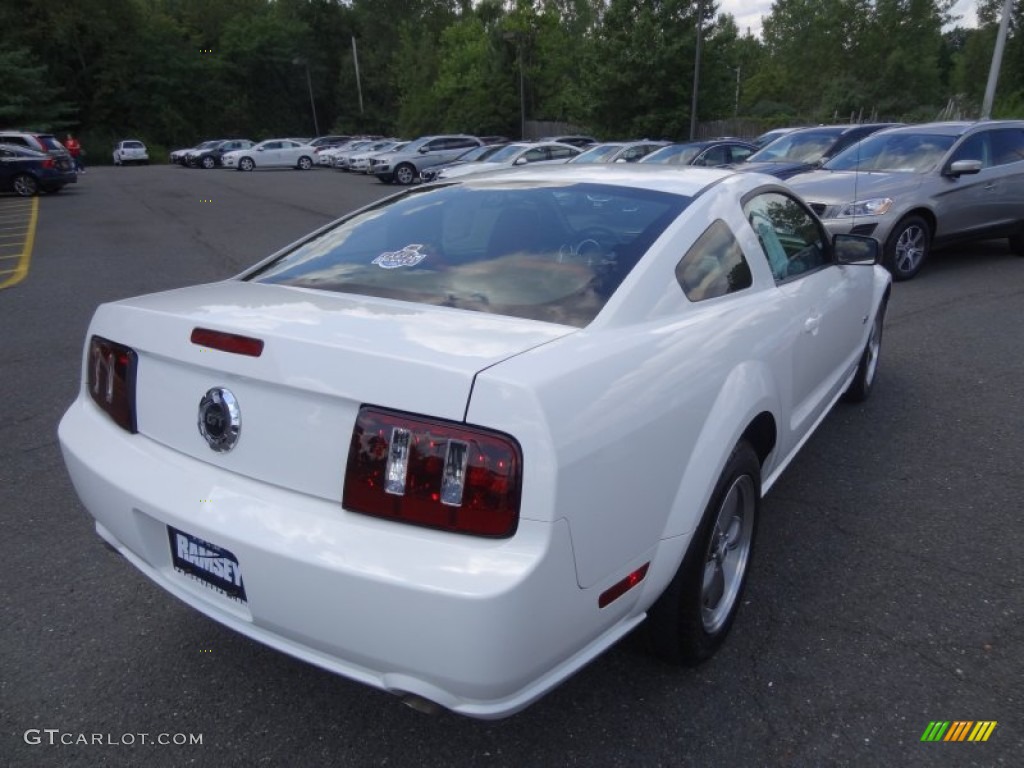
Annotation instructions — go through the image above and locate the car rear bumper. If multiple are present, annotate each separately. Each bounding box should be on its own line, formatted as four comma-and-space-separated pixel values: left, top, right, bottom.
58, 397, 638, 718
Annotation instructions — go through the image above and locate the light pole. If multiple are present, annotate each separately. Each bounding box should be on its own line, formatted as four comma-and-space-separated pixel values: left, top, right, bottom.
689, 0, 705, 140
503, 31, 527, 140
293, 57, 320, 137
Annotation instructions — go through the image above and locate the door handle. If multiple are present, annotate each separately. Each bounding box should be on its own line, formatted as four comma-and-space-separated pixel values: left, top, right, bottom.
804, 315, 821, 335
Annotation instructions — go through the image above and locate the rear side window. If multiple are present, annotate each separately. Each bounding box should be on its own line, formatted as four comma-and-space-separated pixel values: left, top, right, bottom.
36, 135, 64, 151
247, 182, 689, 327
676, 220, 752, 301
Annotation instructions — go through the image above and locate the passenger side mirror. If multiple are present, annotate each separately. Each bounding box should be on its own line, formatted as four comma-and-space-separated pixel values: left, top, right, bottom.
833, 233, 879, 265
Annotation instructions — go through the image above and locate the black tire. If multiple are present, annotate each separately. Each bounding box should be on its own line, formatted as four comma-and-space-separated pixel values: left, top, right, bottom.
844, 295, 888, 403
884, 215, 930, 281
646, 440, 761, 665
12, 173, 39, 197
202, 156, 216, 169
394, 163, 416, 185
298, 155, 313, 171
376, 174, 394, 184
239, 157, 255, 172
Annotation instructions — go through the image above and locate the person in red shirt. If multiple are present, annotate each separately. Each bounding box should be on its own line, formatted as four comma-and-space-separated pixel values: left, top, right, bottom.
65, 134, 84, 173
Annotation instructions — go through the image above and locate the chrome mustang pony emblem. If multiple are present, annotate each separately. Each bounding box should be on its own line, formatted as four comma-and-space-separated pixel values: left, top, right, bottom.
198, 387, 241, 452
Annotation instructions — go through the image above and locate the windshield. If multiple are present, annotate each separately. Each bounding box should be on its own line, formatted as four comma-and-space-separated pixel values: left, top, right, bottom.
247, 181, 689, 327
824, 133, 957, 172
484, 144, 530, 163
748, 130, 841, 163
571, 144, 625, 163
641, 144, 702, 165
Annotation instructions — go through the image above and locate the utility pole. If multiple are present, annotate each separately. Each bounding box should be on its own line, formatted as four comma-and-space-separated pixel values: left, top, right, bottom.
352, 37, 364, 116
690, 0, 704, 140
981, 0, 1013, 119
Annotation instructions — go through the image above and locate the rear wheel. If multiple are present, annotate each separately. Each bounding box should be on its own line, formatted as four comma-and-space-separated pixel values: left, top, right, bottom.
647, 441, 760, 665
12, 174, 39, 197
394, 163, 416, 185
884, 215, 930, 281
202, 156, 216, 169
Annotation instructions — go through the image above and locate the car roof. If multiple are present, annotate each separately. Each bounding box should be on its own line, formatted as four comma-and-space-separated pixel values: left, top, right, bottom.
870, 120, 1024, 138
449, 162, 742, 197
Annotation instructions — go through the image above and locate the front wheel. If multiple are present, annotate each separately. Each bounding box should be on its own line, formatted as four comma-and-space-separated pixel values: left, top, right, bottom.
239, 157, 255, 172
202, 156, 216, 169
884, 215, 930, 281
844, 295, 888, 402
12, 173, 39, 197
394, 163, 416, 185
646, 441, 760, 665
297, 155, 313, 170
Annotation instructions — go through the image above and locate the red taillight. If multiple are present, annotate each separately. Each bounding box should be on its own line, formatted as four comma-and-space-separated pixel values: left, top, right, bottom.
87, 336, 137, 433
343, 407, 522, 537
190, 328, 264, 357
598, 563, 650, 608
41, 157, 55, 169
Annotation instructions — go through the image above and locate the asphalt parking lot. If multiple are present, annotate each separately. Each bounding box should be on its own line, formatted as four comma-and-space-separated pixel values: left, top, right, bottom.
1, 166, 1021, 767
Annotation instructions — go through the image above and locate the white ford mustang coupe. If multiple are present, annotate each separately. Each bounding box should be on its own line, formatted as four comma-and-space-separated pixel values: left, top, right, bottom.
59, 166, 890, 718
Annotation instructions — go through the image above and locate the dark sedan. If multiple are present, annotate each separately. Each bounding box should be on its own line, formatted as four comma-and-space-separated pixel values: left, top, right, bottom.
0, 143, 77, 196
188, 139, 255, 169
736, 123, 899, 179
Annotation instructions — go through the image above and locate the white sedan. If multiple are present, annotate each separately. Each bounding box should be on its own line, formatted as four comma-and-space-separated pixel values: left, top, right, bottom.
112, 140, 149, 165
222, 139, 316, 171
436, 141, 581, 180
59, 166, 889, 719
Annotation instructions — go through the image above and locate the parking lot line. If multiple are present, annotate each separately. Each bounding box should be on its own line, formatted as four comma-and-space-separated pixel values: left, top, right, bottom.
0, 197, 39, 290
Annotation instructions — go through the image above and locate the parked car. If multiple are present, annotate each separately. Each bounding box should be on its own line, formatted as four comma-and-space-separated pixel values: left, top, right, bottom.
348, 141, 406, 174
435, 142, 580, 179
58, 164, 889, 719
419, 143, 509, 182
331, 139, 383, 171
737, 123, 898, 179
569, 140, 669, 164
188, 139, 255, 169
371, 134, 484, 184
113, 140, 149, 165
0, 130, 71, 159
0, 143, 77, 196
169, 140, 221, 165
788, 120, 1024, 280
316, 138, 367, 167
222, 139, 316, 171
640, 139, 758, 167
537, 135, 598, 148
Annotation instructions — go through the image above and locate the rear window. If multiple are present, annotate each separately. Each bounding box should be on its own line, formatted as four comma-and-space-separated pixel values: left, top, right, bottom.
36, 135, 64, 151
247, 181, 688, 327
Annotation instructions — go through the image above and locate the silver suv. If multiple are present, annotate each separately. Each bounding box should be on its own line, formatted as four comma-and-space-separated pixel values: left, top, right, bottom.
789, 121, 1024, 280
372, 135, 483, 185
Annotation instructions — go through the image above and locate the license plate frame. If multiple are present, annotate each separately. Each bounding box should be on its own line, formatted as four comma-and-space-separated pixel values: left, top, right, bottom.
168, 527, 247, 603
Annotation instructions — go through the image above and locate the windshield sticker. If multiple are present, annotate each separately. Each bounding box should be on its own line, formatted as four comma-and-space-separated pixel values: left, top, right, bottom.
372, 244, 428, 269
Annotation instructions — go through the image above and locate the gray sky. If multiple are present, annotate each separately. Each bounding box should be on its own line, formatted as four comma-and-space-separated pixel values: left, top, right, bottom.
719, 0, 979, 39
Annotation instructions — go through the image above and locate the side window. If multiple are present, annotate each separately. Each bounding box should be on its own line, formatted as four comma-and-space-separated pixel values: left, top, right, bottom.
729, 145, 754, 163
548, 146, 575, 160
675, 220, 752, 302
695, 146, 728, 167
950, 132, 991, 167
523, 147, 547, 163
990, 128, 1024, 166
743, 192, 828, 283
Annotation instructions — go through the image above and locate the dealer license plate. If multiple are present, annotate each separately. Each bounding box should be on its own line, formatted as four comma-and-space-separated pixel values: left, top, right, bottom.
168, 527, 247, 603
